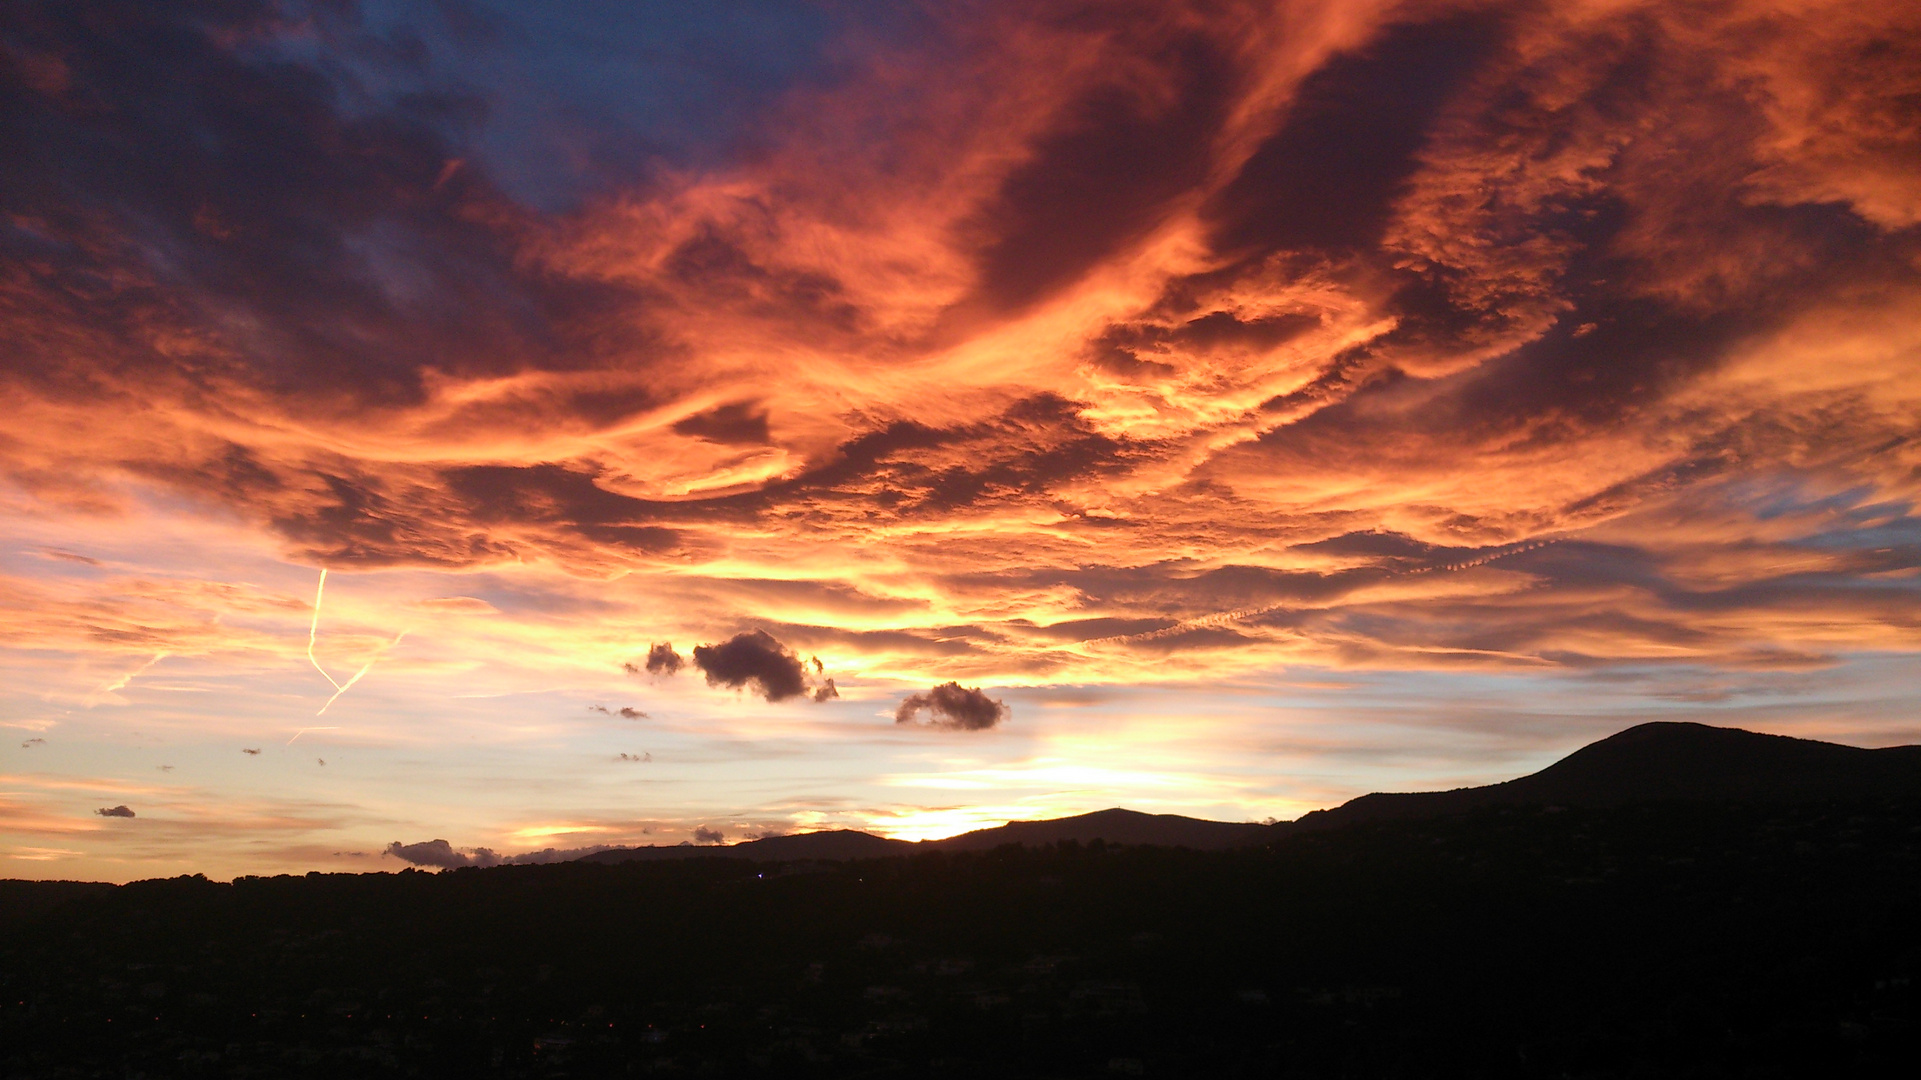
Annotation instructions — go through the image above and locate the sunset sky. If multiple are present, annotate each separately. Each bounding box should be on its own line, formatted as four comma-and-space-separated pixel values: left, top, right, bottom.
4, 0, 1919, 881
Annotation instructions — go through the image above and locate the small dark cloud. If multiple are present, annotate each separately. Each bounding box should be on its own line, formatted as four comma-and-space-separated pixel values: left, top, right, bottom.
21, 738, 44, 748
384, 839, 499, 870
241, 747, 261, 755
671, 401, 772, 445
619, 706, 647, 719
644, 642, 685, 675
39, 548, 102, 566
156, 765, 174, 772
96, 805, 136, 818
621, 662, 641, 675
693, 826, 726, 845
692, 630, 810, 702
617, 752, 652, 762
895, 682, 1009, 730
588, 704, 611, 714
813, 678, 839, 703
333, 851, 369, 858
590, 704, 647, 719
316, 758, 326, 766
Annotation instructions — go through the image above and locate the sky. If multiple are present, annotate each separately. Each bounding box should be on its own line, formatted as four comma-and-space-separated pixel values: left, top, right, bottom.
3, 0, 1919, 882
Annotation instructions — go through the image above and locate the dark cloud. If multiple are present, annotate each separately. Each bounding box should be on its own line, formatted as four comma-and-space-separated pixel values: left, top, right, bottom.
384, 839, 497, 870
619, 706, 646, 719
241, 747, 260, 755
895, 682, 1009, 730
441, 465, 684, 557
383, 838, 621, 868
644, 642, 685, 675
21, 738, 44, 748
95, 805, 135, 818
693, 826, 726, 845
968, 32, 1235, 313
1090, 312, 1319, 378
692, 630, 811, 702
1206, 14, 1500, 257
813, 678, 839, 703
0, 0, 588, 408
672, 402, 772, 445
617, 752, 652, 762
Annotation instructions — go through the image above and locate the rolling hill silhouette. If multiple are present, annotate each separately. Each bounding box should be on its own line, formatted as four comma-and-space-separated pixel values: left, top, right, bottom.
578, 810, 1261, 864
577, 829, 911, 864
929, 807, 1270, 851
1291, 721, 1921, 831
576, 722, 1921, 863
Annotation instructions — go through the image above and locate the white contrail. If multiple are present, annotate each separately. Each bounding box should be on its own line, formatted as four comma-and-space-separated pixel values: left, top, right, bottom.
316, 630, 406, 715
308, 569, 342, 692
305, 567, 407, 716
93, 651, 170, 702
287, 725, 339, 745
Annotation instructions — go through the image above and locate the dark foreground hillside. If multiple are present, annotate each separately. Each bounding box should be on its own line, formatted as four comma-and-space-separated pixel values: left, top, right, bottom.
5, 800, 1919, 1079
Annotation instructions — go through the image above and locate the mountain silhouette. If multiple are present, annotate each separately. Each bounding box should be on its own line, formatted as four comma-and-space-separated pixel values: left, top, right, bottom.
1291, 721, 1921, 831
929, 807, 1269, 851
575, 722, 1920, 863
577, 812, 1260, 864
578, 829, 911, 864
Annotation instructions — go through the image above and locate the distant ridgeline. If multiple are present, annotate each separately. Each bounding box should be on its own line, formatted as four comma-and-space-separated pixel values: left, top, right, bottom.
582, 722, 1921, 863
576, 809, 1270, 864
1290, 720, 1921, 831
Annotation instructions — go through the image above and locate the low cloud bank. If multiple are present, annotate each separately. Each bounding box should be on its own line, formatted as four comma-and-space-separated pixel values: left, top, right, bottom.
383, 839, 622, 869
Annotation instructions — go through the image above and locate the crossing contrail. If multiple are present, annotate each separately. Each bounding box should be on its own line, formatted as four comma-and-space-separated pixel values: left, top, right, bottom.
306, 568, 406, 716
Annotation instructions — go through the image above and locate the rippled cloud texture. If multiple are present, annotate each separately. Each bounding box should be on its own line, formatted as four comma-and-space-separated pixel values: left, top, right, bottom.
4, 0, 1919, 879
